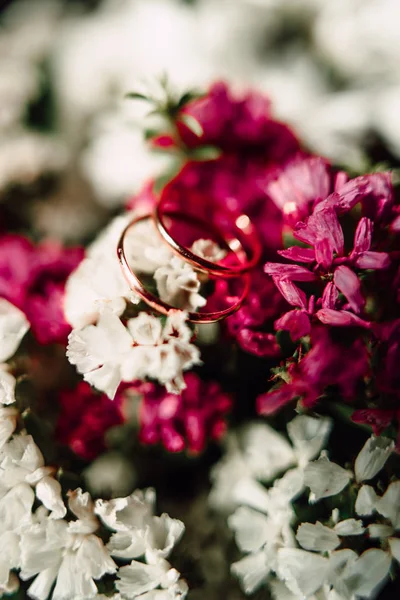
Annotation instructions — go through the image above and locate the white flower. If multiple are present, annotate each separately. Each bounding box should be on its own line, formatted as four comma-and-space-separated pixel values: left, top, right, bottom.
64, 213, 139, 330
20, 488, 116, 600
0, 482, 35, 592
303, 454, 351, 501
355, 485, 378, 516
296, 522, 340, 552
95, 488, 185, 564
0, 299, 29, 362
67, 310, 133, 399
121, 311, 201, 395
124, 219, 172, 275
333, 548, 391, 599
68, 306, 200, 398
190, 239, 227, 263
209, 415, 331, 513
354, 436, 394, 483
0, 433, 66, 518
154, 257, 207, 312
116, 558, 188, 599
276, 548, 330, 597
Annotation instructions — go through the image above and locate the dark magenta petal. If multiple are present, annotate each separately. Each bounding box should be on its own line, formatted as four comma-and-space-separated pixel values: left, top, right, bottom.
333, 265, 365, 313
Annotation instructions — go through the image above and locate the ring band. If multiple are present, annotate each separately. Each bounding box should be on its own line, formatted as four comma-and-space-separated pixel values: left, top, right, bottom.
153, 200, 262, 278
117, 212, 251, 323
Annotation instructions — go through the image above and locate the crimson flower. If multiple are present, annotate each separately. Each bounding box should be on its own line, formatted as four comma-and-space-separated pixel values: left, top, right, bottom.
122, 373, 232, 454
0, 234, 84, 344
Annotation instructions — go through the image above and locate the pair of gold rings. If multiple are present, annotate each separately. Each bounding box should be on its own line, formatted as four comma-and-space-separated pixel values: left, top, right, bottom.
117, 199, 261, 323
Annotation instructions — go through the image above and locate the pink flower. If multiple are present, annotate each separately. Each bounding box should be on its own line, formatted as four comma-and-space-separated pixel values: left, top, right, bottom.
265, 207, 391, 339
176, 81, 299, 159
351, 409, 397, 436
0, 235, 84, 344
257, 326, 370, 415
264, 155, 336, 226
122, 373, 232, 454
56, 382, 123, 460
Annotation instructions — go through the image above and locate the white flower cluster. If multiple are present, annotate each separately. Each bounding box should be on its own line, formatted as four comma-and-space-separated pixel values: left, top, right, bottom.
65, 214, 226, 398
210, 415, 399, 599
0, 299, 187, 599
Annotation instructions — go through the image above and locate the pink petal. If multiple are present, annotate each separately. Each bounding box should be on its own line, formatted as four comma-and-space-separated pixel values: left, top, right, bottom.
274, 310, 311, 341
273, 278, 308, 309
316, 308, 370, 328
352, 217, 373, 254
257, 384, 299, 415
321, 282, 339, 309
294, 207, 344, 268
390, 214, 400, 232
236, 328, 281, 357
334, 171, 349, 191
333, 265, 365, 313
264, 263, 315, 281
278, 247, 316, 263
355, 251, 390, 270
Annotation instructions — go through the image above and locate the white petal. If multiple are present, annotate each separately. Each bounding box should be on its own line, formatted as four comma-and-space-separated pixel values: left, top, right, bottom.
276, 548, 329, 597
354, 436, 394, 482
116, 560, 167, 598
107, 530, 147, 560
268, 468, 304, 510
127, 312, 163, 345
76, 535, 116, 579
337, 549, 391, 598
0, 299, 29, 362
231, 551, 269, 595
355, 485, 378, 516
240, 422, 295, 481
35, 477, 67, 519
52, 551, 98, 600
287, 415, 332, 467
333, 519, 364, 536
368, 524, 394, 539
228, 507, 272, 553
145, 514, 185, 563
296, 522, 340, 552
376, 480, 400, 528
269, 580, 304, 600
0, 413, 17, 449
389, 537, 400, 563
232, 477, 271, 513
304, 455, 350, 501
0, 368, 16, 406
95, 488, 155, 531
26, 566, 58, 600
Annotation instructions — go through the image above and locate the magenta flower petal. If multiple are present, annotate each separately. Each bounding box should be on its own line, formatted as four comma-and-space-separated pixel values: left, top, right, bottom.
264, 263, 315, 281
352, 217, 373, 254
316, 308, 370, 328
294, 207, 344, 268
321, 282, 339, 309
236, 328, 281, 357
274, 309, 311, 341
354, 251, 390, 270
257, 384, 299, 415
273, 278, 308, 309
333, 265, 365, 313
278, 247, 316, 263
265, 155, 332, 224
352, 408, 396, 436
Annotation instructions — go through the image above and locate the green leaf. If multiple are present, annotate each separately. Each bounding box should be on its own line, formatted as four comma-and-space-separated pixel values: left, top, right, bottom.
190, 145, 221, 161
125, 92, 153, 102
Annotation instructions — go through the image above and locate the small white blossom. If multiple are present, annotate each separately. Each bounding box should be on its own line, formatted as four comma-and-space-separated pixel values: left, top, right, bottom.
190, 239, 227, 263
333, 548, 391, 599
64, 214, 139, 330
0, 299, 29, 362
304, 454, 351, 501
231, 552, 270, 595
354, 436, 394, 483
116, 558, 188, 599
20, 488, 116, 600
124, 219, 172, 275
375, 481, 400, 529
0, 434, 66, 518
68, 309, 200, 398
154, 257, 207, 312
95, 488, 184, 564
276, 548, 330, 597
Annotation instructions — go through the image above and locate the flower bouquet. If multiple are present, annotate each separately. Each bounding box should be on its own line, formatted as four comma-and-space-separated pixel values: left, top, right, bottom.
1, 78, 400, 600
